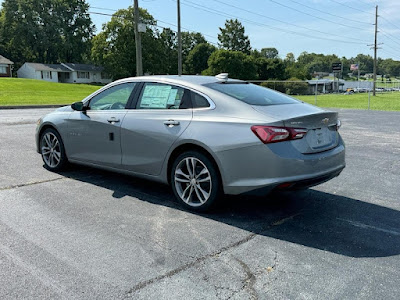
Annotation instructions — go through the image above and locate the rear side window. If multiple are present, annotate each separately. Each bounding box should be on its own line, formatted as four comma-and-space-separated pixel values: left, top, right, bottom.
191, 92, 210, 108
137, 83, 190, 109
205, 83, 299, 106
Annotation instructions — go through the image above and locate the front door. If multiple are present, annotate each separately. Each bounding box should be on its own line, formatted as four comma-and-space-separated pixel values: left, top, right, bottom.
66, 82, 137, 168
121, 82, 193, 176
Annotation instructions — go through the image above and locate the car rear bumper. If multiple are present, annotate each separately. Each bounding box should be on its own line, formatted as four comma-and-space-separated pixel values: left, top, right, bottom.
238, 166, 344, 196
218, 137, 346, 195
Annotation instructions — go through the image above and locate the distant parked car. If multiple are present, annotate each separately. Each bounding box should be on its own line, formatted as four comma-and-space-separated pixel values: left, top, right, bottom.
36, 74, 345, 211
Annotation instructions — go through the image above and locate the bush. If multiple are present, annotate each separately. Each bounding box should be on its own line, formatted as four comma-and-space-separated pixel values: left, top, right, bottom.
261, 78, 308, 95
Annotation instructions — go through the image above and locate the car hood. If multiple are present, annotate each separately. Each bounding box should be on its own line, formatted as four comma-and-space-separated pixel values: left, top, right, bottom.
54, 105, 73, 112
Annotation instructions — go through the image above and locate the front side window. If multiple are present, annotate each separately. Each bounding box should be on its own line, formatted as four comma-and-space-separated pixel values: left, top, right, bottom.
89, 82, 136, 110
205, 82, 299, 106
137, 83, 189, 109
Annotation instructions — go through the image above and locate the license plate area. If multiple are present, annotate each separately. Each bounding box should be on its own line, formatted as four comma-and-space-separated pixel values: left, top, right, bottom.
306, 127, 332, 149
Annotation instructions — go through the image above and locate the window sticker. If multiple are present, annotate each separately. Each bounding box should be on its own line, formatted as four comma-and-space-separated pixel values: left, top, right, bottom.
167, 89, 178, 105
140, 85, 172, 108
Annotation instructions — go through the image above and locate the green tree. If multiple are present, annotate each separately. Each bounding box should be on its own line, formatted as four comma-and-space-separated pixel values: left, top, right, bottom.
181, 32, 206, 60
185, 43, 216, 74
159, 28, 178, 74
218, 19, 251, 54
261, 77, 308, 95
284, 52, 295, 65
352, 54, 373, 74
202, 49, 257, 80
91, 6, 160, 79
260, 47, 279, 59
380, 58, 400, 77
285, 77, 309, 95
255, 57, 286, 80
0, 0, 94, 65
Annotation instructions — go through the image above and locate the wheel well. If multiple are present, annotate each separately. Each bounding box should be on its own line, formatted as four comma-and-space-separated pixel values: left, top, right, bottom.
39, 124, 57, 140
167, 144, 223, 187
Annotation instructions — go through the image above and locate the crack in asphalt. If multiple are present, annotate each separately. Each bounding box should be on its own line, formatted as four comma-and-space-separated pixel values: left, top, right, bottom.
0, 177, 65, 191
124, 213, 301, 298
235, 258, 258, 300
124, 232, 258, 298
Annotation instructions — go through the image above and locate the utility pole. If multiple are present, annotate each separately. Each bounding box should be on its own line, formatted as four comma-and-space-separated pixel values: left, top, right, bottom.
134, 0, 143, 76
177, 0, 182, 76
372, 5, 378, 96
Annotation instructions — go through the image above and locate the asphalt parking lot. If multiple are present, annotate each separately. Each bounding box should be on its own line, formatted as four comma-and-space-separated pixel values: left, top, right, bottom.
0, 108, 399, 299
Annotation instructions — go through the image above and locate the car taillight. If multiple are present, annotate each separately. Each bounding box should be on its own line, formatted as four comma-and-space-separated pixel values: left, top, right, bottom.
251, 126, 307, 144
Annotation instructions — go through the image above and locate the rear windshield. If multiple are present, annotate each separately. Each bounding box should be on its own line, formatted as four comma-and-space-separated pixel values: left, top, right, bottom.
204, 82, 300, 106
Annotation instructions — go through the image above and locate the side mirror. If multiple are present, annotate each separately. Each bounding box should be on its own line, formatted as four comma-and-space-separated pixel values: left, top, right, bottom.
71, 101, 87, 112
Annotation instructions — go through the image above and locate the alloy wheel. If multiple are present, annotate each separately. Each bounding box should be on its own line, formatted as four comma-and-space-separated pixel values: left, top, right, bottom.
41, 132, 61, 168
174, 157, 212, 207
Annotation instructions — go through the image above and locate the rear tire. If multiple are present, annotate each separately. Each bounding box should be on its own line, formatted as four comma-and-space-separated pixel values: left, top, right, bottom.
40, 128, 68, 171
171, 151, 222, 212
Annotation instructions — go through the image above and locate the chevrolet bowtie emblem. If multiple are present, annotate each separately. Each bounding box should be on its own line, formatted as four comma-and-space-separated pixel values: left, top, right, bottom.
321, 118, 330, 124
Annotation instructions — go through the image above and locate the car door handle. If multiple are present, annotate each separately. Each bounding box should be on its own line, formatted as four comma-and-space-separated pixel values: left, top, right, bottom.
107, 117, 120, 123
164, 120, 180, 126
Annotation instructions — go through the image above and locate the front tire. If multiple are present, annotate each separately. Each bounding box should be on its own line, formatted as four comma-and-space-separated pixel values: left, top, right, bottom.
171, 151, 222, 212
40, 128, 68, 171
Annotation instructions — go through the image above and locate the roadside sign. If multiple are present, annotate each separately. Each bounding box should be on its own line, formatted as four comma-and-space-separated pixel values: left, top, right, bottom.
138, 23, 147, 32
332, 63, 342, 72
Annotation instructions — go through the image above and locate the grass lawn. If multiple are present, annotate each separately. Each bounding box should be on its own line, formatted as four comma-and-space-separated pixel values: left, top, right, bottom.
297, 92, 400, 111
0, 78, 101, 106
1, 78, 399, 111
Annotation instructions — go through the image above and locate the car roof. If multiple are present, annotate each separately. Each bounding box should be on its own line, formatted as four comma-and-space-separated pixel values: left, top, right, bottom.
114, 75, 244, 86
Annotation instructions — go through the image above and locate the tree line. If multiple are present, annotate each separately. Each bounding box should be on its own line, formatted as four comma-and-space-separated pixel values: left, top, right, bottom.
1, 0, 400, 81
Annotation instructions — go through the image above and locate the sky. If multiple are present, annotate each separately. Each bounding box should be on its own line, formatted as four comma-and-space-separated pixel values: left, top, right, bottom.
1, 0, 400, 60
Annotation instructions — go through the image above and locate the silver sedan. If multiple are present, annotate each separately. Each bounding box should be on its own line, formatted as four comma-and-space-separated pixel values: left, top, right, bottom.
36, 74, 345, 211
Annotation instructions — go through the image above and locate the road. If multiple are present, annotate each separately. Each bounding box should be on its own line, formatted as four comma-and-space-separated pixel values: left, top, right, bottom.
0, 108, 399, 299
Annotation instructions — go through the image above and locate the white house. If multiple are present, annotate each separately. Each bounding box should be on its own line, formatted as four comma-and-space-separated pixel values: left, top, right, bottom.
17, 63, 68, 83
0, 55, 14, 77
60, 63, 111, 84
17, 62, 112, 84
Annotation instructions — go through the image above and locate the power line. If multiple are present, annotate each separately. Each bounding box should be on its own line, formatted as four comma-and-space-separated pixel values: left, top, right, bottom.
90, 5, 218, 41
90, 6, 116, 12
212, 0, 370, 43
286, 0, 372, 25
382, 43, 400, 54
380, 31, 400, 47
327, 0, 374, 15
380, 49, 400, 60
88, 11, 219, 46
179, 0, 368, 45
265, 0, 366, 31
380, 16, 400, 32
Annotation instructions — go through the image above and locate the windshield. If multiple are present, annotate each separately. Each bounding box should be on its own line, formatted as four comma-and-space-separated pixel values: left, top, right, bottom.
205, 82, 300, 106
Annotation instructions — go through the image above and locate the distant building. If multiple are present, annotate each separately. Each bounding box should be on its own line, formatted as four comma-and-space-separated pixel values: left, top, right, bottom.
312, 71, 329, 79
307, 79, 345, 94
17, 62, 111, 84
0, 55, 14, 77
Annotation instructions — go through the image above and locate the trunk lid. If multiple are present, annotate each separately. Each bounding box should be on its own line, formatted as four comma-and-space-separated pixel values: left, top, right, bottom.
252, 103, 340, 154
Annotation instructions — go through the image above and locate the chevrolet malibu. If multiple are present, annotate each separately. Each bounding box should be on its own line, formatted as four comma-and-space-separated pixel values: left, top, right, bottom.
36, 74, 345, 211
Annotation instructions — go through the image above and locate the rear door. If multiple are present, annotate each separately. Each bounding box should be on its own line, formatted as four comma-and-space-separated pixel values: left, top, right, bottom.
121, 82, 193, 176
66, 82, 137, 167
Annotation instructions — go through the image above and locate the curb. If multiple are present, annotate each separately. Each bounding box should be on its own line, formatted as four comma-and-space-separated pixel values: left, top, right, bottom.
0, 105, 66, 109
